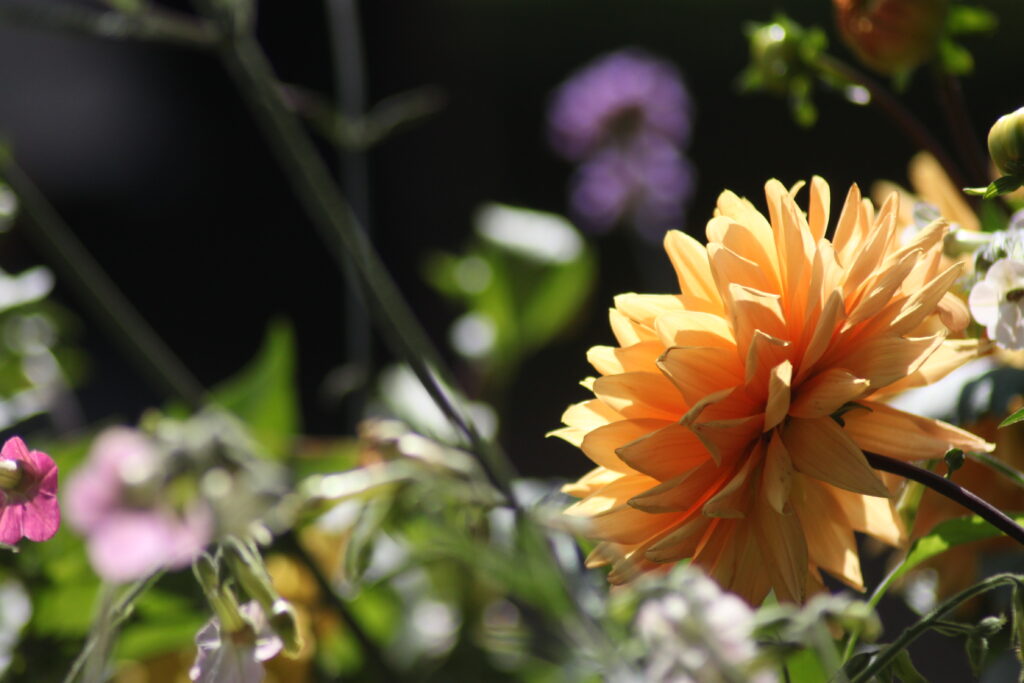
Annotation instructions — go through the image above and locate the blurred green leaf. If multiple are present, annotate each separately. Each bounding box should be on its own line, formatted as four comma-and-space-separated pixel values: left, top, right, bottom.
947, 5, 997, 34
785, 647, 831, 683
938, 39, 974, 76
212, 318, 299, 458
1001, 406, 1024, 429
519, 249, 595, 350
116, 617, 206, 661
32, 582, 100, 637
887, 649, 928, 682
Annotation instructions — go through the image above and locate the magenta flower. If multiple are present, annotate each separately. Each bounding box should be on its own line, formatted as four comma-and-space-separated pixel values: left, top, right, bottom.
65, 427, 212, 582
0, 436, 59, 545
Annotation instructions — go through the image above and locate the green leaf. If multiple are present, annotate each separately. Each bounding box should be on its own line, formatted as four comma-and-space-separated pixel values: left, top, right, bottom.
939, 39, 975, 76
785, 647, 831, 683
115, 617, 207, 661
1000, 405, 1024, 428
870, 514, 1024, 607
519, 248, 595, 351
32, 583, 101, 637
211, 319, 300, 458
887, 649, 928, 683
947, 5, 997, 35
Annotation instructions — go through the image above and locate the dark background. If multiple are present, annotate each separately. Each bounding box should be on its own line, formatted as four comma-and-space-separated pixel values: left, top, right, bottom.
0, 0, 1020, 470
1, 2, 1023, 680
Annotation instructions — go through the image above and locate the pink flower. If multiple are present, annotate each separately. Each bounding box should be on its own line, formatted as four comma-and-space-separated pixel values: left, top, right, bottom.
65, 427, 212, 582
0, 436, 60, 545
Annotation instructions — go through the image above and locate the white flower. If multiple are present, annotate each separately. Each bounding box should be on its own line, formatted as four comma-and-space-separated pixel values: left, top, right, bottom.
969, 258, 1024, 349
189, 601, 282, 683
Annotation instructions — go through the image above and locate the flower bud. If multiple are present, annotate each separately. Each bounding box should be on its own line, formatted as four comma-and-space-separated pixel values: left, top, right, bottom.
988, 107, 1024, 177
833, 0, 949, 75
268, 599, 304, 657
223, 537, 278, 611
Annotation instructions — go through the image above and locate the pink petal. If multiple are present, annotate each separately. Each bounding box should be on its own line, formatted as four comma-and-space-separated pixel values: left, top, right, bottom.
0, 503, 25, 545
23, 495, 60, 542
26, 449, 58, 496
0, 436, 29, 463
88, 511, 176, 582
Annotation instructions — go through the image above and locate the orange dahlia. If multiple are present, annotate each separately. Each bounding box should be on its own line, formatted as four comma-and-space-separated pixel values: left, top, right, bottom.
555, 177, 993, 604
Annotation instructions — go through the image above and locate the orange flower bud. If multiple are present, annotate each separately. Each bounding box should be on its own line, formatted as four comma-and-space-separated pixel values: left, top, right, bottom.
833, 0, 948, 75
988, 107, 1024, 177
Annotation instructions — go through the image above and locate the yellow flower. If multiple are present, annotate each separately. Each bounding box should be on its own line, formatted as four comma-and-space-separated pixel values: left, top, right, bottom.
555, 177, 993, 604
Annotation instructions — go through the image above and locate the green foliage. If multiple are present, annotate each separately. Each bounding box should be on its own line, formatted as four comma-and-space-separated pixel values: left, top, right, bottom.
211, 318, 300, 458
1000, 404, 1024, 428
965, 175, 1024, 200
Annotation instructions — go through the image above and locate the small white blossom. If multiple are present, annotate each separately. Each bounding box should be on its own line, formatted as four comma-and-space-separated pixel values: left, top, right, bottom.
190, 601, 282, 683
968, 258, 1024, 349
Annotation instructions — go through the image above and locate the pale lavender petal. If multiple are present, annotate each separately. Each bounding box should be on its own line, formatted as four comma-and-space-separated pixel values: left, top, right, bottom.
969, 280, 1001, 326
165, 506, 213, 570
87, 511, 176, 582
64, 467, 121, 533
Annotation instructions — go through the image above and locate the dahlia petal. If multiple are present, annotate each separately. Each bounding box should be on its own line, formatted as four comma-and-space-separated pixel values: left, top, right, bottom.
566, 473, 655, 516
663, 230, 723, 315
725, 284, 788, 351
616, 422, 711, 481
643, 515, 714, 563
789, 368, 870, 419
909, 151, 980, 231
690, 414, 763, 464
581, 419, 669, 472
762, 431, 794, 514
888, 219, 948, 275
795, 478, 864, 590
721, 522, 774, 606
560, 399, 622, 431
829, 484, 904, 546
708, 243, 776, 297
706, 216, 781, 292
783, 417, 890, 498
744, 330, 791, 389
614, 293, 686, 328
838, 333, 945, 390
653, 310, 735, 349
592, 372, 685, 419
937, 291, 970, 333
807, 176, 830, 242
658, 346, 743, 406
589, 504, 682, 545
887, 262, 963, 335
797, 290, 844, 382
714, 190, 774, 244
764, 361, 792, 431
842, 209, 899, 300
561, 467, 622, 498
754, 501, 808, 603
832, 182, 865, 264
703, 446, 760, 518
587, 341, 663, 375
843, 249, 920, 330
609, 308, 658, 346
874, 339, 984, 396
629, 460, 731, 513
844, 401, 994, 460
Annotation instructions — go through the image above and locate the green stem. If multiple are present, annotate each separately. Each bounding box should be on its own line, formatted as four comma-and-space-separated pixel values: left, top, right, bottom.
0, 0, 219, 48
63, 573, 163, 683
849, 573, 1023, 683
1, 161, 207, 410
195, 5, 516, 497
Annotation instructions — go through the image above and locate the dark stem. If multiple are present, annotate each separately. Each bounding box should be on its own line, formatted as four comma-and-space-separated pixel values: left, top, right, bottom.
931, 67, 990, 188
2, 161, 207, 411
865, 451, 1024, 546
277, 531, 406, 682
816, 54, 968, 190
326, 0, 373, 431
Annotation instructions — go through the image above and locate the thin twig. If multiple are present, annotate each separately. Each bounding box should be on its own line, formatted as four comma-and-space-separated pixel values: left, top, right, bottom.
0, 0, 219, 48
278, 530, 406, 682
865, 451, 1024, 546
192, 3, 516, 498
816, 54, 968, 190
1, 161, 207, 410
932, 67, 990, 188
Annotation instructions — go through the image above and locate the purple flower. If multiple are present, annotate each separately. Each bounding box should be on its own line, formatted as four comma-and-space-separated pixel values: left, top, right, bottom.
190, 601, 282, 683
0, 436, 59, 545
569, 133, 695, 241
547, 48, 693, 161
65, 427, 212, 582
